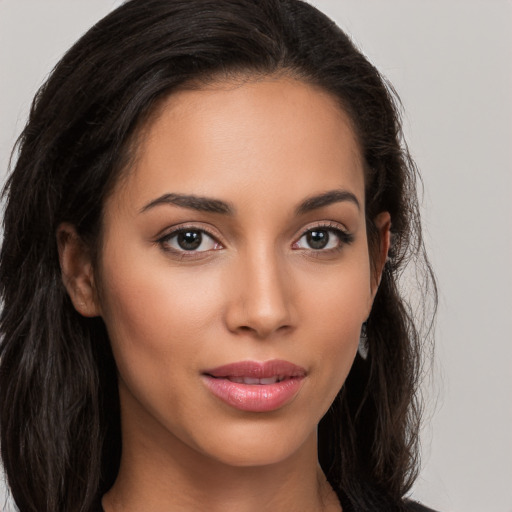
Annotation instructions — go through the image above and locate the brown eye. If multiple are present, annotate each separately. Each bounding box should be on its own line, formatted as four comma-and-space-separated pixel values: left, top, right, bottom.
293, 225, 354, 252
306, 230, 329, 249
159, 228, 220, 252
177, 231, 203, 250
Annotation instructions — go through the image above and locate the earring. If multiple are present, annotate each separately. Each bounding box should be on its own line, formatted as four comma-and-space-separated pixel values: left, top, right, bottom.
358, 322, 368, 360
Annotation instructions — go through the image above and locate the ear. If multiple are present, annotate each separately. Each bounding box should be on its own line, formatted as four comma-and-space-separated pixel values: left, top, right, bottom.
370, 211, 391, 298
56, 223, 101, 317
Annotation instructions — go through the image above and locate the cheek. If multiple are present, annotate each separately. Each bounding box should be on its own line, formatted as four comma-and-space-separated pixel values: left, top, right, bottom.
96, 251, 232, 445
297, 256, 371, 404
300, 255, 372, 336
96, 245, 225, 388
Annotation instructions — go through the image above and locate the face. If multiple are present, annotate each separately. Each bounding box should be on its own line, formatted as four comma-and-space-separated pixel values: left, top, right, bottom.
66, 77, 388, 468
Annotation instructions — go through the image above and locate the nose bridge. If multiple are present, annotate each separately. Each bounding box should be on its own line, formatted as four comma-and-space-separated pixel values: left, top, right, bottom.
226, 240, 293, 337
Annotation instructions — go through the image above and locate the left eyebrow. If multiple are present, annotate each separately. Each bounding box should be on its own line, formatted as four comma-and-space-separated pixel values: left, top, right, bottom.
140, 193, 234, 215
295, 189, 361, 215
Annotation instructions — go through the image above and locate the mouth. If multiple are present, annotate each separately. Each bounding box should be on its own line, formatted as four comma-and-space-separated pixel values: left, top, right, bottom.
203, 359, 306, 379
202, 360, 306, 412
217, 375, 289, 385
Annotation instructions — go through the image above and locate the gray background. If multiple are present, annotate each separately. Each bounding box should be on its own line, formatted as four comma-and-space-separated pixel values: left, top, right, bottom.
1, 1, 511, 511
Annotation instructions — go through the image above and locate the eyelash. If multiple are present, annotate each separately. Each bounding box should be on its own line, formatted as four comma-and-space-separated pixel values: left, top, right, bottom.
156, 222, 354, 257
294, 223, 354, 254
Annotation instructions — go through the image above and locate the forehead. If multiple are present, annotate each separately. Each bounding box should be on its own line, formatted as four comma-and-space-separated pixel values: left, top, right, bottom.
112, 77, 365, 212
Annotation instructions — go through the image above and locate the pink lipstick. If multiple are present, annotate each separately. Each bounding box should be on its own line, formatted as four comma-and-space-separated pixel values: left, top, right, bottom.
202, 360, 306, 412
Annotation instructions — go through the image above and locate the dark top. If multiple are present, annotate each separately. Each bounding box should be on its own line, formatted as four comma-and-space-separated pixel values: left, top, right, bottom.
407, 501, 436, 512
407, 502, 439, 512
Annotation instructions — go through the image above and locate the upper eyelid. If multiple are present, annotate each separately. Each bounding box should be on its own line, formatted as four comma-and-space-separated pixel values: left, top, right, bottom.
156, 223, 222, 242
296, 221, 350, 238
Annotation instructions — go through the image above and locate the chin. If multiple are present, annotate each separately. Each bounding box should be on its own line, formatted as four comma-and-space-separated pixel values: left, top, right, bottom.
189, 416, 317, 469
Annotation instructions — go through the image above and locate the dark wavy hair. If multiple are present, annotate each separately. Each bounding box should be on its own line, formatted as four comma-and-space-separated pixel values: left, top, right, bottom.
0, 1, 436, 511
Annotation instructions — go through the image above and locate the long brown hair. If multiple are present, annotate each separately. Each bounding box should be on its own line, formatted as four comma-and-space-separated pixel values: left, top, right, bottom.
0, 1, 436, 511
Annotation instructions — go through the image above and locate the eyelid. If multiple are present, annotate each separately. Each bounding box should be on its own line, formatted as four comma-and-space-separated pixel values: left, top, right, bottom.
295, 220, 351, 239
154, 222, 222, 241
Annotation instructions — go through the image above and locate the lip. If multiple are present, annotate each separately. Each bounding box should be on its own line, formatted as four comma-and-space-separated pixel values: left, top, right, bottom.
202, 359, 306, 412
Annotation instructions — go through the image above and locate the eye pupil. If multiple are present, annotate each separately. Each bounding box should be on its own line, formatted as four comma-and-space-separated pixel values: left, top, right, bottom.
307, 230, 328, 249
177, 231, 202, 250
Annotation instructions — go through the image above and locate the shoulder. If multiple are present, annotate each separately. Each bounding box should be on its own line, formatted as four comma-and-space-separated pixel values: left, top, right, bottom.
405, 500, 440, 512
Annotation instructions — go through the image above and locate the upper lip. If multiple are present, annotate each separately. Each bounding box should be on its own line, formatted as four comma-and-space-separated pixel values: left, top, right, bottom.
203, 359, 306, 379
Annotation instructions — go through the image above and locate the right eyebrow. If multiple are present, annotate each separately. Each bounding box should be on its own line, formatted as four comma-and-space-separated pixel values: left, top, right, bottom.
140, 193, 235, 215
295, 189, 361, 215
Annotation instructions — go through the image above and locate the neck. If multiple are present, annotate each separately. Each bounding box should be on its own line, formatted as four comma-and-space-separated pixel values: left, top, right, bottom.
102, 391, 340, 512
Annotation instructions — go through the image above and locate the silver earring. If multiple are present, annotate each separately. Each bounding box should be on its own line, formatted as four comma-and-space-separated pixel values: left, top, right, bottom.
358, 322, 368, 360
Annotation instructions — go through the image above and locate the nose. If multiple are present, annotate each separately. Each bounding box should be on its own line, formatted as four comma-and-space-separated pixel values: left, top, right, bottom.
224, 247, 295, 339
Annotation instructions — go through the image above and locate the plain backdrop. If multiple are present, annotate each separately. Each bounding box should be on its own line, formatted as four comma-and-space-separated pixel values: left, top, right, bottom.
1, 1, 511, 511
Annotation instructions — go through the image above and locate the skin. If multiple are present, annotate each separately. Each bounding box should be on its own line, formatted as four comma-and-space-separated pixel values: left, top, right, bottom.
59, 76, 390, 512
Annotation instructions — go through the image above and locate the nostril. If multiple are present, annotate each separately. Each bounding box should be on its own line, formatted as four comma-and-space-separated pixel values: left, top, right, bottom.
234, 323, 293, 339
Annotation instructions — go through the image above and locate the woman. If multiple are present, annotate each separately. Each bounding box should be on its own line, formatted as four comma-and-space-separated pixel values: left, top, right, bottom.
0, 0, 437, 511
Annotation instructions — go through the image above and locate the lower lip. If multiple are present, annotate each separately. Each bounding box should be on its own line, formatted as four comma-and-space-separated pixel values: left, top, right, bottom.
202, 376, 304, 412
